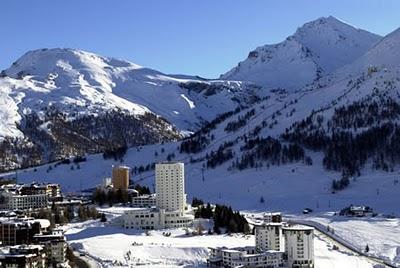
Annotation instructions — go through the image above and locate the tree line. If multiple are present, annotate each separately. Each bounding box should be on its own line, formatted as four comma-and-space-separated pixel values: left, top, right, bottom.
192, 198, 250, 234
283, 94, 400, 176
224, 109, 256, 133
231, 136, 307, 170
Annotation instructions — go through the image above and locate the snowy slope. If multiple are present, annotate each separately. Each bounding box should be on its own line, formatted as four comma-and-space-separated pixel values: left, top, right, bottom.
221, 16, 381, 91
63, 207, 380, 268
4, 23, 400, 204
4, 40, 400, 265
5, 24, 400, 214
334, 26, 400, 78
293, 213, 400, 266
0, 48, 260, 139
1, 18, 400, 265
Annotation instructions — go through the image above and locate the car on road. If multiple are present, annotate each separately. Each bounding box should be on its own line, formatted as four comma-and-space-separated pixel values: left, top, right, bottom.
303, 208, 313, 214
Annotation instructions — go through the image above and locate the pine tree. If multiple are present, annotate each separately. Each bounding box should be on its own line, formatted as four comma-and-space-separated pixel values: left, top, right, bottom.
213, 224, 221, 235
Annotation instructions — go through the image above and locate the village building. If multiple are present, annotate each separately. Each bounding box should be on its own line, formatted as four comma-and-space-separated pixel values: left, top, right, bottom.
130, 193, 156, 208
263, 212, 282, 223
33, 229, 67, 265
255, 222, 285, 252
0, 183, 62, 211
122, 162, 194, 230
0, 244, 47, 268
0, 190, 48, 211
208, 246, 284, 268
283, 226, 314, 268
340, 205, 374, 217
0, 217, 50, 246
208, 220, 315, 268
112, 166, 130, 190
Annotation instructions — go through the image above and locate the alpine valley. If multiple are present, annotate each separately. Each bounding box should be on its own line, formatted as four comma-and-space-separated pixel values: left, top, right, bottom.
2, 15, 400, 266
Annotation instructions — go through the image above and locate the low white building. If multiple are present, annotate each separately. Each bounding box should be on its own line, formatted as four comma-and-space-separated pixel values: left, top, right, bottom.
344, 205, 373, 217
0, 191, 48, 211
122, 208, 194, 230
208, 221, 315, 268
131, 194, 156, 208
208, 246, 284, 268
0, 183, 63, 211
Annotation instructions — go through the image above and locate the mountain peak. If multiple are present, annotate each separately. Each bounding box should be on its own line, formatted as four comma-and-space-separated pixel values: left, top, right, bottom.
296, 15, 362, 31
307, 15, 347, 25
293, 15, 380, 41
5, 48, 142, 80
221, 17, 381, 91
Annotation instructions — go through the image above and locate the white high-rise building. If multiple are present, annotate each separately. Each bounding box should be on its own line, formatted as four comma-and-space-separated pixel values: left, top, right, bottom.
208, 222, 315, 268
283, 226, 314, 268
122, 162, 193, 230
155, 162, 186, 212
255, 222, 284, 252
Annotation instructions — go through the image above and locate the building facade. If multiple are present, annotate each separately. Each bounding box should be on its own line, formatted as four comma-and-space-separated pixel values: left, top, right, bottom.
45, 184, 62, 201
0, 245, 47, 268
0, 192, 48, 211
122, 208, 193, 230
33, 230, 67, 265
131, 194, 156, 208
208, 223, 314, 268
112, 166, 130, 190
0, 218, 50, 246
283, 226, 314, 268
263, 212, 282, 223
255, 223, 284, 252
0, 183, 60, 211
208, 246, 284, 268
122, 162, 193, 230
155, 162, 186, 211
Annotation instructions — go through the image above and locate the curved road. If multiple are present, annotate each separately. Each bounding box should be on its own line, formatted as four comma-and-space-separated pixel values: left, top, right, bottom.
288, 219, 398, 268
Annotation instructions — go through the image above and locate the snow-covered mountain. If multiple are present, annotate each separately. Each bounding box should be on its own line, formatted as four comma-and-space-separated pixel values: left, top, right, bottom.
221, 16, 381, 91
0, 48, 262, 170
2, 18, 400, 206
1, 48, 260, 137
333, 26, 400, 78
2, 17, 400, 266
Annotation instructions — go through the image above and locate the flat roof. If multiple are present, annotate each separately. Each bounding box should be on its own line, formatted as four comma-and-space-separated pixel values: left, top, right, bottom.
156, 161, 183, 164
283, 225, 314, 231
254, 222, 283, 227
113, 165, 130, 169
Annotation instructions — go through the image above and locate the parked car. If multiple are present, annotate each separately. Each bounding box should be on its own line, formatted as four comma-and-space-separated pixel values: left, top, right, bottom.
303, 208, 313, 214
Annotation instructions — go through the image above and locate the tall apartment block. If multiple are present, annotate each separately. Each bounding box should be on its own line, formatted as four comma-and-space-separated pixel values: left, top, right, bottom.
155, 162, 186, 212
112, 166, 130, 190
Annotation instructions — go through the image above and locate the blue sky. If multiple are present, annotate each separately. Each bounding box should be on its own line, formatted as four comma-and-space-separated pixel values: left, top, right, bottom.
1, 0, 399, 78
